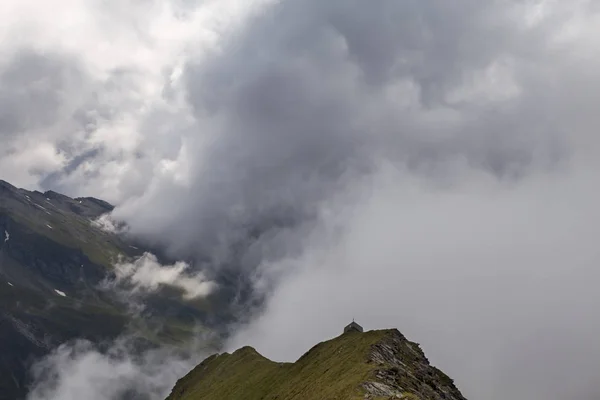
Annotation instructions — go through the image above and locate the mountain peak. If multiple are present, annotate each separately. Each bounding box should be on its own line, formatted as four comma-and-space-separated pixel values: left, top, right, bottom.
165, 328, 467, 400
0, 179, 16, 190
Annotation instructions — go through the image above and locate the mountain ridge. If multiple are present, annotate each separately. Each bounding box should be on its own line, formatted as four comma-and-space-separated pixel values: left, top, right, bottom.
165, 328, 467, 400
0, 179, 217, 400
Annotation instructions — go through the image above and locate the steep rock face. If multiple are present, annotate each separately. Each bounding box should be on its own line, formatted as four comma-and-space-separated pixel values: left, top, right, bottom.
364, 330, 466, 399
165, 329, 467, 400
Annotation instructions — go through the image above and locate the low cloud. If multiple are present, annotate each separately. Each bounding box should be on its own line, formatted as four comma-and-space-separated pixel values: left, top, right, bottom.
27, 336, 211, 400
91, 213, 125, 234
111, 253, 215, 300
26, 252, 217, 400
228, 161, 600, 400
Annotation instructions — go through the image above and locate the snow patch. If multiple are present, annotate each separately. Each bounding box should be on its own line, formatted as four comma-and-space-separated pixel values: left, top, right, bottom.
3, 230, 8, 243
7, 282, 13, 287
35, 204, 47, 210
54, 289, 67, 297
46, 224, 53, 229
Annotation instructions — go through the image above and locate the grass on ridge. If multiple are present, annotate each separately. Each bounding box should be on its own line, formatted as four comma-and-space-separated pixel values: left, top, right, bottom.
166, 329, 393, 400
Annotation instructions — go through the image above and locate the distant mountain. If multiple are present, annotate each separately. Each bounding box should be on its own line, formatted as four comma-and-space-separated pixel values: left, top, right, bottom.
165, 327, 467, 400
0, 180, 216, 400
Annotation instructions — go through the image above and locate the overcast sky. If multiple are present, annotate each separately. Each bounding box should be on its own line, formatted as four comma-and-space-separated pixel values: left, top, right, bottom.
3, 0, 600, 399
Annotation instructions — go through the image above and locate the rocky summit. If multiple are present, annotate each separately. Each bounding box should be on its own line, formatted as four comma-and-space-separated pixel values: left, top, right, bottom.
165, 328, 467, 400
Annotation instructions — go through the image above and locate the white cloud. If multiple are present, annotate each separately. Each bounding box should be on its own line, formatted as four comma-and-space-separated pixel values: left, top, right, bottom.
0, 0, 273, 201
27, 337, 210, 400
112, 253, 215, 300
91, 213, 124, 234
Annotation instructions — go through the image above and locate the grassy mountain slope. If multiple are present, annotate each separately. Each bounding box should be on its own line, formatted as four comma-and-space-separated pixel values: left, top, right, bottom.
0, 180, 215, 399
166, 329, 467, 400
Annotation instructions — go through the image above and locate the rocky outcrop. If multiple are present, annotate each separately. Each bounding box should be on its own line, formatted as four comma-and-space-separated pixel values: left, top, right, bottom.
363, 329, 467, 400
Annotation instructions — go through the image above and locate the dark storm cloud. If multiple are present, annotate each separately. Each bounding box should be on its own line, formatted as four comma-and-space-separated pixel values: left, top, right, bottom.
110, 1, 600, 399
119, 0, 565, 262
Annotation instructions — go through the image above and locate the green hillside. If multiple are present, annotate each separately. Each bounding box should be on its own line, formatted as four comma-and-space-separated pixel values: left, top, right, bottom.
166, 329, 467, 400
0, 180, 215, 399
